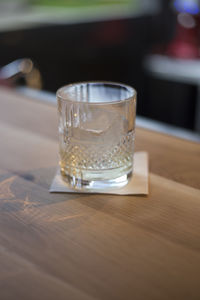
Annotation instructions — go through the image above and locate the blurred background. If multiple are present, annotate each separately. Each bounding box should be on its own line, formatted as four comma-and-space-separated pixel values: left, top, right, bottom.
0, 0, 200, 136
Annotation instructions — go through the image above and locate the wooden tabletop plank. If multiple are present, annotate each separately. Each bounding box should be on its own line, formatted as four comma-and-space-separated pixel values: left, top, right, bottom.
0, 169, 200, 299
0, 244, 94, 300
0, 87, 57, 141
0, 87, 200, 300
136, 129, 200, 189
0, 121, 57, 172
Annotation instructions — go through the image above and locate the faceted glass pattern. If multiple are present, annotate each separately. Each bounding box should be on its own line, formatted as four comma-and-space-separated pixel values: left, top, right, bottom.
57, 82, 136, 189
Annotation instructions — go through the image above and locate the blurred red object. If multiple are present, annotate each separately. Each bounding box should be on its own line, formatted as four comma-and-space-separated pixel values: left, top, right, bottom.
0, 77, 13, 87
166, 12, 200, 59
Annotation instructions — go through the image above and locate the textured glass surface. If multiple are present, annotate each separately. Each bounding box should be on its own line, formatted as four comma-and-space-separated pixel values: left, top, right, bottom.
57, 82, 136, 189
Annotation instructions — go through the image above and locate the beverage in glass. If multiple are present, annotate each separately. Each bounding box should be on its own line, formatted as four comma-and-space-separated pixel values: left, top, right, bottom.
57, 82, 136, 189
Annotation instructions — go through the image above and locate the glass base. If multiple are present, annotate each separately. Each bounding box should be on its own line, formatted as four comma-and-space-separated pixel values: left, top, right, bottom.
61, 171, 132, 190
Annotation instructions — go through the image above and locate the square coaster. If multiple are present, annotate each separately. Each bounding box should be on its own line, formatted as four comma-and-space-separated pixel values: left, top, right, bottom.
49, 151, 149, 195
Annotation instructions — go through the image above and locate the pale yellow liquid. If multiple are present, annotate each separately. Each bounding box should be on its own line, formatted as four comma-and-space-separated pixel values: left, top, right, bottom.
59, 127, 134, 182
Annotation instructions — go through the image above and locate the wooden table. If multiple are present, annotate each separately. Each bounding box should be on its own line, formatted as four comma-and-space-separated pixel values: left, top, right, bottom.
0, 87, 200, 300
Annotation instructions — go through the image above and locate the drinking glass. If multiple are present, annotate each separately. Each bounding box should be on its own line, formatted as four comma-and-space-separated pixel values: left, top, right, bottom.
57, 81, 136, 190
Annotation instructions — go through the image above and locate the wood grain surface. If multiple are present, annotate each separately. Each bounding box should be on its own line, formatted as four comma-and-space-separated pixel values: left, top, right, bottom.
0, 87, 200, 300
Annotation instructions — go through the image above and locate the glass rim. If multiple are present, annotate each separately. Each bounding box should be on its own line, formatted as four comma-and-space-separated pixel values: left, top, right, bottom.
56, 81, 136, 105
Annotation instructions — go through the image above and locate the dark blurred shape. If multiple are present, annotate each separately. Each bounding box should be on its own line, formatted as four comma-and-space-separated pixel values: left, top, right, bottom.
143, 0, 200, 132
0, 0, 178, 127
164, 0, 200, 59
0, 0, 175, 90
153, 0, 200, 59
